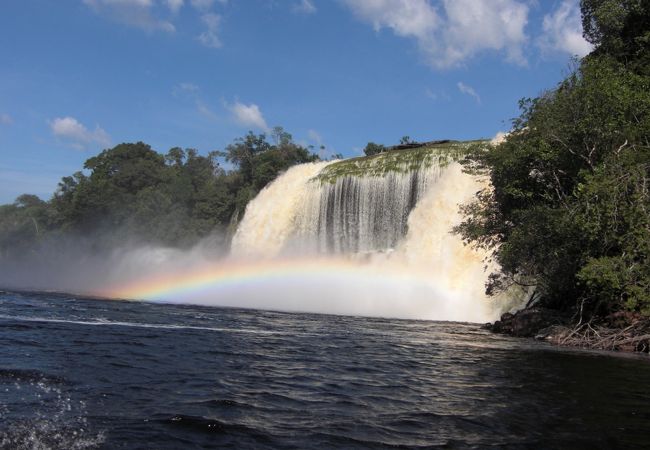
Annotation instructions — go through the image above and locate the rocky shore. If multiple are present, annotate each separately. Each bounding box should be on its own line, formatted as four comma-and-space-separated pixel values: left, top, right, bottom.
485, 308, 650, 354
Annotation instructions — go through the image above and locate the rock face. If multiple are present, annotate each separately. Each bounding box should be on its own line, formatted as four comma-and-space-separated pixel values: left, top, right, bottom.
487, 308, 569, 337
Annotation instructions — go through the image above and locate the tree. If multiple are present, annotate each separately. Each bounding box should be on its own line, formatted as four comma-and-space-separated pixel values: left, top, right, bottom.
0, 194, 54, 258
224, 127, 318, 213
224, 131, 272, 184
581, 0, 650, 74
363, 142, 385, 156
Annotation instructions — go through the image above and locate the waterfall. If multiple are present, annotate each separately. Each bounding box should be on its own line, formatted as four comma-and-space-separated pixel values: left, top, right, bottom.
293, 167, 439, 254
231, 161, 334, 257
231, 150, 525, 322
232, 157, 448, 257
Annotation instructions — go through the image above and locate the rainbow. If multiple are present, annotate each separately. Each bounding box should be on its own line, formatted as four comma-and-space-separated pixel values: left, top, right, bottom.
96, 256, 499, 322
102, 257, 419, 302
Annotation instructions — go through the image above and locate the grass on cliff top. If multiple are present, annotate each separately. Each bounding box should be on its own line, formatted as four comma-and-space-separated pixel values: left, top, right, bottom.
315, 140, 487, 184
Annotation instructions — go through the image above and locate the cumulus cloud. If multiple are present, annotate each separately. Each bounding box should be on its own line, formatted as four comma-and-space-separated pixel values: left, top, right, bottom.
83, 0, 176, 32
228, 101, 269, 131
342, 0, 529, 69
343, 0, 439, 43
293, 0, 317, 14
198, 12, 222, 48
457, 82, 480, 104
0, 113, 13, 125
50, 116, 111, 150
539, 0, 593, 57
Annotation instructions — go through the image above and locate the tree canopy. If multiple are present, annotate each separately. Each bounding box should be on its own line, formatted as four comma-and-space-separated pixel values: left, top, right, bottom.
0, 128, 318, 257
456, 0, 650, 317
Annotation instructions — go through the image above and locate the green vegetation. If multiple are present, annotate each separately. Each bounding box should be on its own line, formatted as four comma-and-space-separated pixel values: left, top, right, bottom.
363, 142, 386, 156
456, 0, 650, 318
317, 140, 481, 184
0, 127, 317, 257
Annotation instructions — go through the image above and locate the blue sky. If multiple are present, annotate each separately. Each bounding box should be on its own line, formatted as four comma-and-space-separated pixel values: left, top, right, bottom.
0, 0, 591, 203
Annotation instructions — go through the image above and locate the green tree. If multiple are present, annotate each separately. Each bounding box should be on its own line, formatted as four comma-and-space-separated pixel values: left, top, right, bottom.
0, 194, 54, 258
582, 0, 650, 74
363, 142, 385, 156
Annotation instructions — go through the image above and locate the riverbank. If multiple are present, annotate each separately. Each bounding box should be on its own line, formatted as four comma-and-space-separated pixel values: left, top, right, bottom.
486, 308, 650, 354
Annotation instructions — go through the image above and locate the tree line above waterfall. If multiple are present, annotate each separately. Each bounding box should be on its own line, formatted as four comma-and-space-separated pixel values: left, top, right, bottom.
456, 0, 650, 321
0, 127, 318, 257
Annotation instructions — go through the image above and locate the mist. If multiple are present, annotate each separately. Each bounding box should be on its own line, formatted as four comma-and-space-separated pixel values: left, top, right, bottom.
0, 231, 226, 297
0, 237, 494, 322
1, 161, 525, 323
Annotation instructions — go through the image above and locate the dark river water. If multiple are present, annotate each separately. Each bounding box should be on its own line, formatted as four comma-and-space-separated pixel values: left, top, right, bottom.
1, 290, 650, 449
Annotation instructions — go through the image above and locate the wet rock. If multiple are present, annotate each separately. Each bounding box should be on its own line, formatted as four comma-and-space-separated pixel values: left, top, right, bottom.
534, 325, 568, 341
489, 308, 568, 337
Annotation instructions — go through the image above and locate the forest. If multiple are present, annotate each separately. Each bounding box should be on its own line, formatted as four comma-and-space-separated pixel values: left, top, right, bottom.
0, 127, 318, 256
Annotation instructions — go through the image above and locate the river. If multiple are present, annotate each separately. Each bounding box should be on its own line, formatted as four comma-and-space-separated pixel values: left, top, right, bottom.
1, 290, 649, 449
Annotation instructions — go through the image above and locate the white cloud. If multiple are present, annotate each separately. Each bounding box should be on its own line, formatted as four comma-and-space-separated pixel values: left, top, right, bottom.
50, 116, 111, 150
539, 0, 593, 57
228, 101, 269, 131
83, 0, 175, 32
0, 113, 13, 125
293, 0, 317, 14
165, 0, 183, 13
84, 0, 231, 48
190, 0, 214, 11
342, 0, 529, 69
198, 13, 222, 48
441, 0, 528, 66
343, 0, 439, 42
457, 81, 480, 104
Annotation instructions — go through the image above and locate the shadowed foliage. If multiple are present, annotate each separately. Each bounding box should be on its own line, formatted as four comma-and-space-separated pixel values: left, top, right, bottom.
0, 128, 318, 257
456, 0, 650, 317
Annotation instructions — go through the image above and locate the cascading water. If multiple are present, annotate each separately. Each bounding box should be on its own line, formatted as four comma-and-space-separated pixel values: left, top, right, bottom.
231, 161, 334, 257
293, 167, 438, 254
231, 146, 525, 322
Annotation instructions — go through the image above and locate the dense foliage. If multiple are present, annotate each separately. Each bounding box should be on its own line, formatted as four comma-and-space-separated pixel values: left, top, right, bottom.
363, 142, 386, 156
0, 127, 317, 257
457, 0, 650, 317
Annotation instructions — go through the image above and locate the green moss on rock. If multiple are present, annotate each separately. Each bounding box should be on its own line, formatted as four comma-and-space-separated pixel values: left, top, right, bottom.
314, 140, 486, 184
